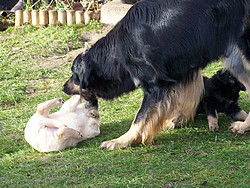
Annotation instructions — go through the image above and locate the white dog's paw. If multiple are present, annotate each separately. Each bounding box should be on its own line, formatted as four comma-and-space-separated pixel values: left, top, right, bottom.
229, 121, 245, 134
52, 98, 65, 107
78, 131, 84, 138
57, 98, 65, 105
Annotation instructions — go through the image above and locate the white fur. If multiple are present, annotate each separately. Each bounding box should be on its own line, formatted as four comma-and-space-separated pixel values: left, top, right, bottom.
25, 95, 100, 152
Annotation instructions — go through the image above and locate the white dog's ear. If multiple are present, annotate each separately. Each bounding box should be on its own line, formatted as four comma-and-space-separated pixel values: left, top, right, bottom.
89, 110, 99, 119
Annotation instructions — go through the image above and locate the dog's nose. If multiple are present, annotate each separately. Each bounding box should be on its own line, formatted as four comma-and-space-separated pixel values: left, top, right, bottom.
62, 84, 70, 95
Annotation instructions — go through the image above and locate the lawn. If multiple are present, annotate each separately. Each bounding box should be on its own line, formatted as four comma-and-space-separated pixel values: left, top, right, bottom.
0, 23, 249, 188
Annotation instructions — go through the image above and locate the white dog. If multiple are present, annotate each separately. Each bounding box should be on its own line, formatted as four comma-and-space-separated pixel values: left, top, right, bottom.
25, 95, 100, 152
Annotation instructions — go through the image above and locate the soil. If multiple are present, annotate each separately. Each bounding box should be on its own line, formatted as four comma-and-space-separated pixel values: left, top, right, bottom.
42, 24, 113, 69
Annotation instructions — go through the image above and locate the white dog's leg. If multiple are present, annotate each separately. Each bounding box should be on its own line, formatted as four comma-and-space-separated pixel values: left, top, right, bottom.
39, 118, 67, 128
36, 98, 64, 116
59, 95, 81, 113
55, 126, 83, 140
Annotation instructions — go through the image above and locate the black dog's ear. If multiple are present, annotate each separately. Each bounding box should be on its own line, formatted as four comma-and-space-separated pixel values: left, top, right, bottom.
72, 54, 93, 89
216, 70, 233, 85
216, 70, 246, 91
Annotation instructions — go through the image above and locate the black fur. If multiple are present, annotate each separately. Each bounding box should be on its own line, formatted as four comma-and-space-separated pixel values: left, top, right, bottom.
197, 70, 246, 120
68, 0, 248, 96
63, 0, 250, 148
121, 0, 140, 4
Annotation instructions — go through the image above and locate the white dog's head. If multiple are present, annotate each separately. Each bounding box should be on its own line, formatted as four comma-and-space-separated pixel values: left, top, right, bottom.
80, 106, 100, 139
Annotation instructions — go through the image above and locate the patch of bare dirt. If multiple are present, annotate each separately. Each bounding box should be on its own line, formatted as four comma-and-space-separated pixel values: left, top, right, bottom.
42, 24, 114, 69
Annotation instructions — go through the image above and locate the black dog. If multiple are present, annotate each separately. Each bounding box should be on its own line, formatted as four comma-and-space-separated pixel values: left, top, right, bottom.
197, 70, 248, 132
63, 0, 250, 150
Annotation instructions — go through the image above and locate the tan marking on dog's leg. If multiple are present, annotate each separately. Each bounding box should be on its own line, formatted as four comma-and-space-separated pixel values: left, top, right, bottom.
230, 112, 250, 133
36, 98, 64, 116
101, 95, 174, 150
55, 126, 82, 140
163, 118, 177, 130
233, 110, 248, 121
101, 72, 204, 150
207, 113, 219, 132
163, 71, 204, 129
225, 47, 250, 133
100, 123, 142, 150
228, 55, 250, 133
179, 71, 204, 123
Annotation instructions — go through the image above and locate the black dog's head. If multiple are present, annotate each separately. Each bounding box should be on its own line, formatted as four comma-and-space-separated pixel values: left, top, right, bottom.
62, 53, 98, 108
70, 53, 93, 90
215, 70, 246, 92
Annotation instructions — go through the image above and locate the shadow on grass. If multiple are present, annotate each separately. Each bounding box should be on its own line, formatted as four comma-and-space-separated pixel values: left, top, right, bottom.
1, 115, 248, 157
76, 119, 132, 149
77, 116, 250, 150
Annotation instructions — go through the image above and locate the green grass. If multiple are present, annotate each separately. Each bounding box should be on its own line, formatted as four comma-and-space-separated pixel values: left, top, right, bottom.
0, 23, 249, 188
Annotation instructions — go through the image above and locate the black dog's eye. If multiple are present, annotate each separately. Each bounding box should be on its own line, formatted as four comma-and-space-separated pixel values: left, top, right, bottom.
73, 74, 80, 85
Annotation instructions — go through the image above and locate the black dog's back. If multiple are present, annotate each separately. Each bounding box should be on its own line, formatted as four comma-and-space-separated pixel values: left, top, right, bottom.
88, 0, 247, 89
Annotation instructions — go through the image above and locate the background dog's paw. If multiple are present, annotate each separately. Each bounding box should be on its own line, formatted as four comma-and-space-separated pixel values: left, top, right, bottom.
229, 121, 245, 134
100, 139, 128, 150
207, 116, 219, 132
209, 123, 219, 132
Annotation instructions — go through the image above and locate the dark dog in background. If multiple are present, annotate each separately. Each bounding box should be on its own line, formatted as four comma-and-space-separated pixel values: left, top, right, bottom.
163, 70, 248, 131
63, 0, 250, 150
197, 70, 248, 132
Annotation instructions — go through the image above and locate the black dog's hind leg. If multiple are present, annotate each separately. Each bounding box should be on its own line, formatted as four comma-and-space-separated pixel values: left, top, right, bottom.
224, 46, 250, 96
100, 87, 174, 150
224, 39, 250, 133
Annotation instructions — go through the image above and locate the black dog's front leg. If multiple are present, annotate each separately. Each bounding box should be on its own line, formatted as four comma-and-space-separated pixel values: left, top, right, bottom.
100, 87, 172, 150
202, 100, 219, 132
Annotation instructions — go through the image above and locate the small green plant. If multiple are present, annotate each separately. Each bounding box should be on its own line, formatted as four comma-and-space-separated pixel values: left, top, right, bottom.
84, 19, 103, 30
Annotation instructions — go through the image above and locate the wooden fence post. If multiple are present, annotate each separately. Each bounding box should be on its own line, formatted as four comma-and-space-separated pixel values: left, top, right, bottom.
15, 10, 23, 27
39, 10, 49, 26
58, 10, 67, 25
75, 11, 84, 24
23, 10, 31, 25
66, 10, 76, 26
31, 10, 39, 26
48, 10, 58, 26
